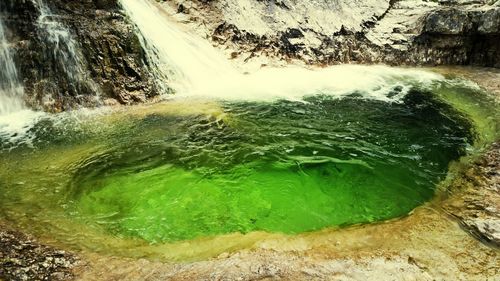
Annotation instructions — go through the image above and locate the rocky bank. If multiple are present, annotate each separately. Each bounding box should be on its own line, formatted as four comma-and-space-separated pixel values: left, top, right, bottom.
0, 222, 79, 281
444, 142, 500, 247
1, 0, 500, 111
159, 0, 500, 68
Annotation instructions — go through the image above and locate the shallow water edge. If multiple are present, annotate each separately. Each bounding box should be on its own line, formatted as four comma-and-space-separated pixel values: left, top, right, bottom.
0, 66, 499, 280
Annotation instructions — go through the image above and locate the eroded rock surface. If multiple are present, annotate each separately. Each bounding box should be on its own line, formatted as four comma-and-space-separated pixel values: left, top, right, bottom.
444, 142, 500, 247
160, 0, 500, 67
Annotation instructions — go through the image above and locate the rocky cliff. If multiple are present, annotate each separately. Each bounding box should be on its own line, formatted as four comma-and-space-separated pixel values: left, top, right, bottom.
1, 0, 499, 111
163, 0, 500, 67
0, 0, 159, 112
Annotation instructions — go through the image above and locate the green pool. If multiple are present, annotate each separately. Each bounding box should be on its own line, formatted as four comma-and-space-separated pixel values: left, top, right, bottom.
0, 72, 498, 258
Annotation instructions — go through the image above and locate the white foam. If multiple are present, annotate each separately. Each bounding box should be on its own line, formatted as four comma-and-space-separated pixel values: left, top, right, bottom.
181, 64, 444, 102
120, 0, 444, 103
0, 105, 117, 148
0, 110, 47, 146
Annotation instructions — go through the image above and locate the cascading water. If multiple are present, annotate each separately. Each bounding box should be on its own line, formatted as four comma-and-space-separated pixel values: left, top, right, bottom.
0, 15, 45, 144
120, 0, 235, 94
34, 0, 101, 103
0, 0, 102, 143
119, 0, 442, 101
0, 17, 24, 115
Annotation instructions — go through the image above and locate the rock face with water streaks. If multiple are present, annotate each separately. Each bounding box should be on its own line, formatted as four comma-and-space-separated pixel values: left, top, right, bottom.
0, 0, 158, 112
45, 0, 160, 107
1, 0, 500, 111
163, 0, 500, 67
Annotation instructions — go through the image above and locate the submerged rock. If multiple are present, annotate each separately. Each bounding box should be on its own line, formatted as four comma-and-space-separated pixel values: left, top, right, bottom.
0, 222, 79, 281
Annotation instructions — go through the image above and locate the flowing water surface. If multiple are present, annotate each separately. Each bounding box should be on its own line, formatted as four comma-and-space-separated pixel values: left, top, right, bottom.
70, 91, 474, 243
1, 71, 498, 260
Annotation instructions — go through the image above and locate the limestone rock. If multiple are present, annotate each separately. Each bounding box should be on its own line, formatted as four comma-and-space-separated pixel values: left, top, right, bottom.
161, 0, 500, 68
423, 9, 474, 35
444, 142, 500, 247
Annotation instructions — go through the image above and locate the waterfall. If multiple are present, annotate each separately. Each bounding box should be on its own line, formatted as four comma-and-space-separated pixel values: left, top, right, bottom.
119, 0, 235, 94
119, 0, 443, 102
0, 17, 24, 116
0, 16, 45, 144
34, 0, 101, 103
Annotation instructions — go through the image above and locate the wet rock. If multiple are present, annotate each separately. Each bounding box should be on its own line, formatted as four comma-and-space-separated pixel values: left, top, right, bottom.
94, 0, 118, 9
177, 3, 188, 14
478, 8, 500, 33
0, 0, 160, 112
444, 142, 500, 247
45, 0, 162, 106
0, 222, 79, 281
163, 0, 500, 67
423, 9, 474, 35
